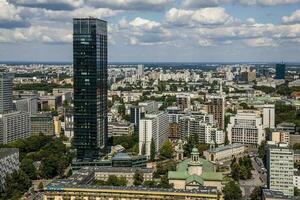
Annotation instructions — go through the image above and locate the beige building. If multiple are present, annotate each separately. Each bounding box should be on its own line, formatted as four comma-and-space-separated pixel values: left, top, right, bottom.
168, 147, 224, 191
93, 167, 153, 186
108, 122, 134, 137
43, 186, 223, 200
271, 131, 289, 145
53, 116, 61, 137
204, 143, 245, 164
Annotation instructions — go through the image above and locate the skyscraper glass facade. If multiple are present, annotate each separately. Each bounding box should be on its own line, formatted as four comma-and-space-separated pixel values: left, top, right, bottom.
73, 18, 108, 161
275, 63, 286, 80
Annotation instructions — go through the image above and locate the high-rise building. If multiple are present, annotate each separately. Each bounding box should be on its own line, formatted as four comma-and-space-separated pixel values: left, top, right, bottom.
73, 18, 108, 161
130, 106, 145, 133
227, 110, 265, 146
275, 63, 286, 80
139, 112, 168, 158
137, 64, 144, 78
176, 93, 191, 111
0, 111, 31, 144
0, 73, 13, 114
263, 104, 275, 129
207, 95, 225, 130
267, 142, 294, 196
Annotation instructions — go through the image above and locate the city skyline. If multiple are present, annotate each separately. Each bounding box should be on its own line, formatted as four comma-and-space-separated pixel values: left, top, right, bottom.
0, 0, 300, 63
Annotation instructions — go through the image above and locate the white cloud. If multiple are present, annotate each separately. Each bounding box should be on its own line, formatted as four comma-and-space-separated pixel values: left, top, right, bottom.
0, 0, 29, 28
282, 10, 300, 24
12, 0, 84, 10
181, 0, 300, 8
198, 39, 215, 46
166, 7, 234, 26
244, 37, 277, 47
88, 0, 171, 11
129, 17, 161, 30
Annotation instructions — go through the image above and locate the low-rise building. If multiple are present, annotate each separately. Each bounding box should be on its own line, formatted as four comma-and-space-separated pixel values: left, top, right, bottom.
168, 147, 223, 191
263, 189, 299, 200
203, 143, 245, 164
92, 167, 153, 186
108, 122, 134, 137
271, 131, 290, 144
0, 148, 19, 191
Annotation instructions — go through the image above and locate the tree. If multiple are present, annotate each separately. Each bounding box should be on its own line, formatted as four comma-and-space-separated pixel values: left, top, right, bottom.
118, 104, 126, 117
258, 140, 266, 163
159, 140, 174, 159
143, 180, 157, 188
231, 162, 240, 181
38, 182, 44, 191
158, 174, 172, 188
150, 139, 156, 161
250, 186, 262, 200
222, 181, 242, 200
20, 158, 37, 180
106, 175, 127, 186
133, 171, 144, 186
197, 144, 209, 156
3, 170, 32, 200
295, 187, 300, 196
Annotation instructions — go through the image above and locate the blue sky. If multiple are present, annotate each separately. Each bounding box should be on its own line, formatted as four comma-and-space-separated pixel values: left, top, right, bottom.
0, 0, 300, 62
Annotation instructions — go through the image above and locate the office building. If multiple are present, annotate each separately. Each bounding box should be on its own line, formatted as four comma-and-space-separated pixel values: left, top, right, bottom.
166, 106, 183, 123
275, 63, 286, 80
266, 142, 294, 196
73, 18, 108, 160
263, 104, 275, 129
176, 93, 191, 111
137, 64, 144, 78
276, 122, 296, 134
204, 143, 245, 164
139, 112, 168, 158
108, 122, 134, 137
227, 110, 265, 146
130, 106, 144, 132
0, 111, 31, 144
207, 95, 225, 130
0, 73, 13, 114
30, 113, 54, 136
13, 97, 38, 115
0, 148, 19, 191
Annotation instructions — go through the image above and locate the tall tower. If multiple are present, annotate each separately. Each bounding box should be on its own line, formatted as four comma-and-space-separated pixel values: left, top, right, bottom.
275, 63, 286, 80
73, 18, 108, 161
0, 72, 13, 114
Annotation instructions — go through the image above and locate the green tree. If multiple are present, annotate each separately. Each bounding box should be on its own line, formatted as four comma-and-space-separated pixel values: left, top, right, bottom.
231, 162, 240, 181
20, 158, 37, 180
295, 187, 300, 196
106, 175, 127, 186
159, 140, 174, 159
133, 171, 144, 186
222, 181, 242, 200
258, 140, 266, 163
38, 182, 44, 190
143, 180, 157, 188
3, 170, 32, 200
158, 174, 172, 188
150, 139, 156, 161
118, 104, 126, 117
250, 186, 262, 200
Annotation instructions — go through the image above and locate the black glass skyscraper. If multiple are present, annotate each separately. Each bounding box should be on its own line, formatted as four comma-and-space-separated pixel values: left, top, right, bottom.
73, 18, 108, 161
275, 63, 286, 79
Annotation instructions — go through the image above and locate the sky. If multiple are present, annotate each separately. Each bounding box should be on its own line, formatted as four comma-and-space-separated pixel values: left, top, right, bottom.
0, 0, 300, 63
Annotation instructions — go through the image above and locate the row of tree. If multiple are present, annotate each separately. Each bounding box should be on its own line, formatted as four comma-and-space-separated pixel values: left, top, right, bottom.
231, 156, 253, 181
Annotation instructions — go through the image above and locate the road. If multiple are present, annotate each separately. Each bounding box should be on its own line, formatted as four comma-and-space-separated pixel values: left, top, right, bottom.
239, 155, 267, 199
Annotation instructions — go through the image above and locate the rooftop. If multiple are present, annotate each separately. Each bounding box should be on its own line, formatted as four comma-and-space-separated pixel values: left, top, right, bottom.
0, 148, 19, 160
206, 143, 244, 153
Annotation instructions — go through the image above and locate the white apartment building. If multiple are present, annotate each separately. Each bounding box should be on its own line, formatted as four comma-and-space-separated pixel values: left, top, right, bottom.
294, 171, 300, 189
263, 104, 275, 129
179, 115, 224, 145
0, 148, 19, 191
267, 142, 294, 196
139, 112, 168, 158
227, 110, 265, 146
0, 111, 31, 144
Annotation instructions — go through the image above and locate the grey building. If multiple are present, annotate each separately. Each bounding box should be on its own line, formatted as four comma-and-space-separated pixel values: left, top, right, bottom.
73, 18, 108, 161
13, 97, 38, 115
0, 73, 13, 114
0, 111, 31, 144
267, 142, 294, 196
0, 148, 19, 191
31, 113, 54, 136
